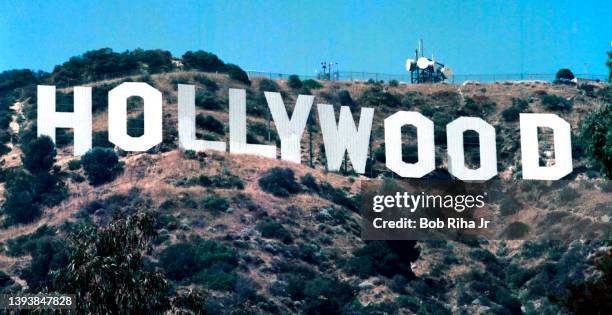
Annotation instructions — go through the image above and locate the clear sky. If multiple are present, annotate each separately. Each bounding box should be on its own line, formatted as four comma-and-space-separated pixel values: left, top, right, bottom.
1, 0, 610, 76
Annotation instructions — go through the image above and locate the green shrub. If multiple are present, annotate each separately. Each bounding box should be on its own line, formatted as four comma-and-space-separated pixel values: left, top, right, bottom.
555, 68, 575, 83
389, 274, 408, 293
0, 142, 10, 156
81, 147, 124, 185
256, 218, 293, 243
258, 79, 279, 92
181, 50, 226, 72
196, 114, 225, 135
67, 159, 81, 170
579, 103, 612, 177
501, 98, 529, 121
226, 64, 251, 85
21, 136, 56, 174
347, 241, 419, 279
359, 85, 401, 107
541, 94, 572, 111
159, 238, 238, 290
195, 172, 244, 189
21, 235, 68, 291
300, 276, 356, 314
0, 270, 17, 293
3, 156, 66, 225
462, 95, 497, 116
396, 295, 420, 312
287, 75, 302, 89
469, 248, 498, 265
194, 75, 219, 92
319, 181, 357, 211
337, 90, 355, 107
92, 130, 114, 148
6, 225, 55, 256
388, 79, 399, 87
195, 91, 222, 110
199, 195, 229, 213
302, 79, 322, 90
300, 173, 319, 192
499, 196, 520, 216
258, 167, 301, 197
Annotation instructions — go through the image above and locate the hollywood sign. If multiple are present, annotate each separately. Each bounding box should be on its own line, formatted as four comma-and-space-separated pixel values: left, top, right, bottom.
37, 83, 572, 181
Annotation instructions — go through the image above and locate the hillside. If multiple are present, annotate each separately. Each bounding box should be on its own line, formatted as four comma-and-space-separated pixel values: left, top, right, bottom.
0, 49, 611, 314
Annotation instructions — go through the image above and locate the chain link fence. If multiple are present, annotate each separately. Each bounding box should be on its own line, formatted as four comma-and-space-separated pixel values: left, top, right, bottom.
247, 70, 609, 84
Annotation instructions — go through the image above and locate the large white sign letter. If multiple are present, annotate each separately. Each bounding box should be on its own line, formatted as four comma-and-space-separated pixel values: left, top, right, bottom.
264, 92, 313, 163
520, 113, 572, 180
37, 85, 92, 156
177, 84, 226, 152
384, 111, 435, 178
229, 89, 276, 158
108, 82, 162, 151
318, 105, 374, 173
446, 117, 497, 180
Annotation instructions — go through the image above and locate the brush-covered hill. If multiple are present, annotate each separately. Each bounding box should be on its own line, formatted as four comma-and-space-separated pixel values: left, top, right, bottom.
0, 49, 611, 314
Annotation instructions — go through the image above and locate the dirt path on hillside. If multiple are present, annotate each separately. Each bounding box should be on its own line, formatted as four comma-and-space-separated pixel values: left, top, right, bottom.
8, 101, 23, 134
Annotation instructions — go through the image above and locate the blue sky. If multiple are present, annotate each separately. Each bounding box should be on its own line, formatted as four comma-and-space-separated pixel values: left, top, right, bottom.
1, 0, 610, 75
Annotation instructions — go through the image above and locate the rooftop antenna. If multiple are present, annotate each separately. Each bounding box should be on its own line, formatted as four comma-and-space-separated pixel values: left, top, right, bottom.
419, 39, 423, 57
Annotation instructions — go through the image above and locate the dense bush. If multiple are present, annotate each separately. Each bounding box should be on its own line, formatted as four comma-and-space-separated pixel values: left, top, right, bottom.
21, 234, 69, 291
3, 138, 66, 224
337, 90, 355, 107
5, 226, 68, 291
556, 248, 612, 314
67, 159, 81, 170
302, 79, 323, 90
189, 171, 244, 189
558, 187, 579, 202
256, 218, 293, 243
319, 181, 358, 211
199, 195, 229, 213
194, 74, 219, 92
499, 196, 521, 216
293, 276, 356, 314
258, 167, 301, 197
159, 238, 238, 290
555, 68, 575, 83
462, 95, 497, 116
51, 48, 173, 86
226, 63, 251, 85
181, 50, 226, 72
359, 85, 401, 107
258, 79, 279, 92
287, 75, 303, 89
347, 241, 419, 279
541, 94, 572, 111
579, 103, 612, 177
131, 48, 174, 73
81, 147, 124, 185
0, 270, 18, 293
92, 130, 114, 148
300, 173, 319, 192
501, 98, 529, 121
195, 114, 225, 135
21, 136, 56, 174
195, 91, 222, 110
0, 69, 41, 93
